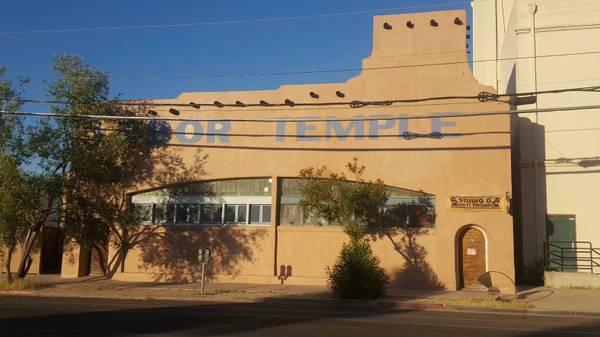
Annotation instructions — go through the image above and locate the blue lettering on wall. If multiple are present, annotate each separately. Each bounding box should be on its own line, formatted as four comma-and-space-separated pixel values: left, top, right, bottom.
207, 121, 231, 144
368, 114, 395, 139
276, 121, 286, 142
398, 114, 409, 135
172, 112, 461, 144
431, 112, 459, 137
296, 119, 320, 141
176, 121, 203, 144
325, 117, 365, 140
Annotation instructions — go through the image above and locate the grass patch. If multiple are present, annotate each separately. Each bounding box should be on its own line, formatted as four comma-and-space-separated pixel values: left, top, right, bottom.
422, 298, 531, 311
0, 278, 34, 291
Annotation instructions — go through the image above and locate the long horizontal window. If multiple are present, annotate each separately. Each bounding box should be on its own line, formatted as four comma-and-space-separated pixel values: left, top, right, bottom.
132, 202, 271, 226
376, 204, 435, 228
278, 177, 435, 228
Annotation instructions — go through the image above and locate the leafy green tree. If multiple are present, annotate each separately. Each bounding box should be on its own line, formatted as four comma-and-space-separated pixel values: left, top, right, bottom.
0, 67, 24, 269
29, 55, 206, 278
299, 158, 388, 242
0, 157, 24, 279
0, 67, 53, 280
299, 158, 390, 298
1, 56, 205, 280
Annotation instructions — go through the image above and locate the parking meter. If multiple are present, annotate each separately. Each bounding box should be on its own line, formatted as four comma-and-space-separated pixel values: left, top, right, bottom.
203, 248, 211, 263
198, 248, 211, 294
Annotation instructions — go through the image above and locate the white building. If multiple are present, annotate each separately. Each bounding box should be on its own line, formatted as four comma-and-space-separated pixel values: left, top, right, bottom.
472, 0, 600, 279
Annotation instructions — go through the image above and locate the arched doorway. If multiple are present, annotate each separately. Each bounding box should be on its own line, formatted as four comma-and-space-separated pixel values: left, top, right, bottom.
458, 226, 487, 289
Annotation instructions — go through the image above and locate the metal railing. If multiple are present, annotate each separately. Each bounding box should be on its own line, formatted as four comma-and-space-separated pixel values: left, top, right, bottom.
545, 241, 600, 274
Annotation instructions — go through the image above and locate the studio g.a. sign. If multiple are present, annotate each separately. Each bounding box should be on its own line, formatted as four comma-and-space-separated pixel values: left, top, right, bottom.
449, 195, 504, 211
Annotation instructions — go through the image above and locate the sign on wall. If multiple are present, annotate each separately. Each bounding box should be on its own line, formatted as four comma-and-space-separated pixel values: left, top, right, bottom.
449, 195, 504, 211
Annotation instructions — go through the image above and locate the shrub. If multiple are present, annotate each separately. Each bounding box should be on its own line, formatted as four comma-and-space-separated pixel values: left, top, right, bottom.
327, 241, 389, 299
0, 278, 33, 291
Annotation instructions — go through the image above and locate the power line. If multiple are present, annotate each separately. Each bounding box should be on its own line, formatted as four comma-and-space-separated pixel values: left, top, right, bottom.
12, 50, 600, 82
149, 100, 487, 114
5, 85, 600, 110
95, 127, 508, 139
0, 1, 470, 36
3, 104, 600, 123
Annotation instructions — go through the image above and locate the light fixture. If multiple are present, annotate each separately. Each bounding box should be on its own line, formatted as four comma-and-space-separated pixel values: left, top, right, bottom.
579, 159, 600, 168
430, 19, 438, 27
284, 99, 295, 106
235, 100, 246, 107
406, 20, 414, 29
189, 102, 201, 109
147, 110, 158, 116
509, 96, 537, 106
309, 91, 319, 99
169, 108, 180, 116
335, 91, 345, 98
383, 22, 392, 30
260, 100, 270, 106
454, 17, 463, 25
213, 101, 225, 108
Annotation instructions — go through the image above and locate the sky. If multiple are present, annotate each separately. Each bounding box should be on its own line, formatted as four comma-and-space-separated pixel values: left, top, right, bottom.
0, 0, 472, 110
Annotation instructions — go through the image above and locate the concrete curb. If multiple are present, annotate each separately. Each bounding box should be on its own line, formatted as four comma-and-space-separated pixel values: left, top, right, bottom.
1, 290, 599, 318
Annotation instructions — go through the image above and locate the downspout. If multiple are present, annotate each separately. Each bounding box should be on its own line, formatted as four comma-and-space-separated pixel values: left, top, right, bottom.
528, 3, 540, 263
495, 0, 499, 89
528, 3, 539, 117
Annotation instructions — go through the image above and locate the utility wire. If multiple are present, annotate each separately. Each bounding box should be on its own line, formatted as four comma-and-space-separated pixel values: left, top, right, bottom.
0, 1, 470, 36
3, 104, 600, 123
95, 126, 508, 139
4, 85, 600, 109
12, 50, 600, 82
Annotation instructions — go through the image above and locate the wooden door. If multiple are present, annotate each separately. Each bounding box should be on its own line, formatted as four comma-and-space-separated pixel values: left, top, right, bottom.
459, 227, 486, 289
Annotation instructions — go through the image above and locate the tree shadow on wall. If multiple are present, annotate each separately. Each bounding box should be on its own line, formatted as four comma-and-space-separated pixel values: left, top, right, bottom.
138, 226, 268, 283
61, 117, 211, 279
370, 198, 444, 290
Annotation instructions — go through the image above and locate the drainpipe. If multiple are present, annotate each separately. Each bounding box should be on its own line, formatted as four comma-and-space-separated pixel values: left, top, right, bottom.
528, 3, 539, 116
495, 0, 499, 89
528, 3, 541, 264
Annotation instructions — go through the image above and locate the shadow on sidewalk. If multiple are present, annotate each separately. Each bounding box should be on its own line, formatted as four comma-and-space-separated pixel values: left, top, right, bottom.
0, 296, 599, 337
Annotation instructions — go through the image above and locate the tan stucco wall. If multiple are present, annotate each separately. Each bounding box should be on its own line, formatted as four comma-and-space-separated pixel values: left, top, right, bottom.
63, 10, 515, 291
0, 246, 41, 275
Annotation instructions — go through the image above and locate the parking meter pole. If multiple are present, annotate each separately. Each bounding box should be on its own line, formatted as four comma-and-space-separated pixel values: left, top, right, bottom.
198, 248, 211, 295
201, 262, 206, 294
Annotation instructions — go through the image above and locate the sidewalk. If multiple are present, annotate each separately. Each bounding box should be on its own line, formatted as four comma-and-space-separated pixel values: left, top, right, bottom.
3, 275, 600, 316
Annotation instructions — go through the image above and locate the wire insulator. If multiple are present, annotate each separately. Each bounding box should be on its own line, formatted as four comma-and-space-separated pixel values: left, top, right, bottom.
350, 101, 367, 108
477, 91, 499, 102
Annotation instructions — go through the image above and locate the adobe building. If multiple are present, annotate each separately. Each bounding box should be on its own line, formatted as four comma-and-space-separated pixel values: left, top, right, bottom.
58, 10, 516, 291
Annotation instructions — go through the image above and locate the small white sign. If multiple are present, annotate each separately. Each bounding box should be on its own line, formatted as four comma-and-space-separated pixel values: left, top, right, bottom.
467, 248, 477, 256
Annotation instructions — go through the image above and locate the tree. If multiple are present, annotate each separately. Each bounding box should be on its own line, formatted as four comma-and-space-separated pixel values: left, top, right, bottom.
29, 55, 206, 278
0, 56, 205, 280
299, 158, 389, 298
0, 158, 59, 280
0, 67, 54, 280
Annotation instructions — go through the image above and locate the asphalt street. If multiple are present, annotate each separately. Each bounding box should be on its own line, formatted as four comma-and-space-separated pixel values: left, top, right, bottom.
0, 296, 598, 337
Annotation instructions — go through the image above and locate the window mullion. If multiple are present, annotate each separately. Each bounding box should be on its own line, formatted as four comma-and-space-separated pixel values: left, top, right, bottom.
246, 204, 250, 225
221, 203, 225, 225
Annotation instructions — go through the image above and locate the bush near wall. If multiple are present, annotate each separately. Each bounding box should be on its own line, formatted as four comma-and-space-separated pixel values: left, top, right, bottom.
327, 241, 389, 299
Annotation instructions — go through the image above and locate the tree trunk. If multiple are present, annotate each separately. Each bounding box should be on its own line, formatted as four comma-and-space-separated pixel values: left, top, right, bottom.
5, 243, 15, 282
15, 226, 41, 279
105, 246, 128, 279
